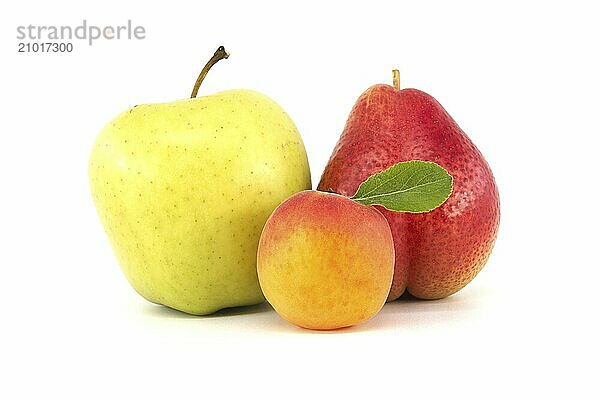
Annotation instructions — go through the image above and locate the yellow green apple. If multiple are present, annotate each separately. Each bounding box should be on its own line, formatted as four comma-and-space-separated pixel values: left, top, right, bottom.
89, 47, 311, 315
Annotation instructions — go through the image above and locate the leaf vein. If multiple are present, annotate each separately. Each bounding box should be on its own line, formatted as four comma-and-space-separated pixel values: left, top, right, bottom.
356, 163, 415, 198
353, 177, 450, 201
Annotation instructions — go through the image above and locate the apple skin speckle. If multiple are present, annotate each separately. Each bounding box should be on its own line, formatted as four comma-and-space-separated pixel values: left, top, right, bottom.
89, 89, 311, 315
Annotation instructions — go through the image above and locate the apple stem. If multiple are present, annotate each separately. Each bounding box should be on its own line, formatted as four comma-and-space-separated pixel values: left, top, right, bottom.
392, 69, 400, 90
190, 46, 230, 98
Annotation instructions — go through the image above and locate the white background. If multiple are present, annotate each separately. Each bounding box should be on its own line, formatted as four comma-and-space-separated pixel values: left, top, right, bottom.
1, 1, 599, 398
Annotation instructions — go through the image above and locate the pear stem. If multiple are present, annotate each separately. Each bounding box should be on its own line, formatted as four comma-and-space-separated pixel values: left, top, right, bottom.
392, 69, 400, 90
190, 46, 230, 98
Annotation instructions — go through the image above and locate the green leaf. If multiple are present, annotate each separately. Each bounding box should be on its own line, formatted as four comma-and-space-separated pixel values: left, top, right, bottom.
350, 160, 453, 213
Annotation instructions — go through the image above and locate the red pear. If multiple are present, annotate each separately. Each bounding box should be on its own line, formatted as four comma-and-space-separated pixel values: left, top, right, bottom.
318, 72, 500, 300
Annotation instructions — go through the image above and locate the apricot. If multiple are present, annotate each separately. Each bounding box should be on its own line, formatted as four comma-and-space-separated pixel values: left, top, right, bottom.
257, 190, 394, 330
